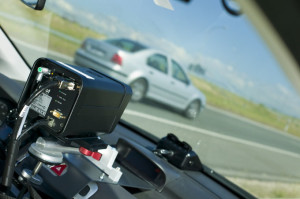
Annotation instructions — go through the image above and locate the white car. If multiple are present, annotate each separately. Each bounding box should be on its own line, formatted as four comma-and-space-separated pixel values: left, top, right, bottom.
74, 38, 206, 119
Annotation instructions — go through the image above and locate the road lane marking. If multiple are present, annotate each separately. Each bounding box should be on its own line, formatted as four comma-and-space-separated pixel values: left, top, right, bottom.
124, 109, 300, 159
206, 105, 300, 142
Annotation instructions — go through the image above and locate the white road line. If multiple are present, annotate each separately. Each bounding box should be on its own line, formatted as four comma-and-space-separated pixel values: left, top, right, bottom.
206, 105, 300, 142
124, 109, 300, 159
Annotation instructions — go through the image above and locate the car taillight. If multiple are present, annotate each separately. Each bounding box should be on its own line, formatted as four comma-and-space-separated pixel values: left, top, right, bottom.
111, 53, 122, 66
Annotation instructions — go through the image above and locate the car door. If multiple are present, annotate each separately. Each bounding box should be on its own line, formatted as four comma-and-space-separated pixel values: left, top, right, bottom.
145, 53, 173, 102
170, 60, 191, 108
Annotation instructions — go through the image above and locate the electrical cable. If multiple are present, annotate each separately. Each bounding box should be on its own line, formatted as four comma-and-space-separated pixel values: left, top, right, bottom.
24, 80, 58, 106
1, 80, 58, 191
15, 106, 30, 139
15, 80, 58, 139
16, 186, 27, 199
18, 119, 49, 142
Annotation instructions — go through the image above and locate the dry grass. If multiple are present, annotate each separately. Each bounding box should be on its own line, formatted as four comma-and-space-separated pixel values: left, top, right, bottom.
190, 75, 300, 138
228, 177, 300, 198
0, 1, 105, 56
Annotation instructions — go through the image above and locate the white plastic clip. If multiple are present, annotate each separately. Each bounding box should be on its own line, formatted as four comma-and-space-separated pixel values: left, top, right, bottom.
84, 145, 122, 182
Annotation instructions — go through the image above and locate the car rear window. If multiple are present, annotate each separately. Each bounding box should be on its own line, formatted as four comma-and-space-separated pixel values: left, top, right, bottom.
106, 39, 147, 52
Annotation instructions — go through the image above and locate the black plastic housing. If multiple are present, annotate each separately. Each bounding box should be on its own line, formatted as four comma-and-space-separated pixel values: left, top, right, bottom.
18, 58, 132, 138
156, 133, 203, 171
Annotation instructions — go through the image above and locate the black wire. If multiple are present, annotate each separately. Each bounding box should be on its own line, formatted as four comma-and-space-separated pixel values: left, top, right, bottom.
11, 117, 24, 141
10, 80, 58, 141
29, 80, 37, 94
1, 80, 59, 189
24, 80, 58, 106
17, 119, 49, 142
16, 186, 27, 199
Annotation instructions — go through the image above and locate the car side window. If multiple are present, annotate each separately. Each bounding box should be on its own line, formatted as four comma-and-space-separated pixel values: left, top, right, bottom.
147, 54, 168, 74
171, 60, 189, 84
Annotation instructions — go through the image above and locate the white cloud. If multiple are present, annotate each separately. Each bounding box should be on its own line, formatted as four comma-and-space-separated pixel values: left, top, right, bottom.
277, 83, 290, 95
52, 0, 74, 13
227, 65, 233, 71
197, 56, 246, 92
233, 77, 245, 88
247, 81, 254, 87
250, 83, 300, 117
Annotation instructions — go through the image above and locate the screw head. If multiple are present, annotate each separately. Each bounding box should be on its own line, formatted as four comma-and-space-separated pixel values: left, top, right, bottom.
99, 173, 105, 180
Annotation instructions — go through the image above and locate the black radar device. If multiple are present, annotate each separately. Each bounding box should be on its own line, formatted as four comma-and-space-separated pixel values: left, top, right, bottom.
18, 58, 132, 138
1, 58, 132, 191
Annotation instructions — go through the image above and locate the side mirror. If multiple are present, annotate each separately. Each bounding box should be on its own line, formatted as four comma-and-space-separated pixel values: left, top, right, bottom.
21, 0, 46, 10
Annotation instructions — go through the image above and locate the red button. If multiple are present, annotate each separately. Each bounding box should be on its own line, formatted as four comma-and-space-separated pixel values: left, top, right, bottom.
79, 147, 102, 161
79, 147, 93, 156
92, 152, 102, 161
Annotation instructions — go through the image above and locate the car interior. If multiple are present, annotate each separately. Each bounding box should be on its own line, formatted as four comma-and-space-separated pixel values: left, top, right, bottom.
0, 0, 300, 198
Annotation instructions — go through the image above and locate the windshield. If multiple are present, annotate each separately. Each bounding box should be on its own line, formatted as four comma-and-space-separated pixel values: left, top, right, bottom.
1, 0, 300, 197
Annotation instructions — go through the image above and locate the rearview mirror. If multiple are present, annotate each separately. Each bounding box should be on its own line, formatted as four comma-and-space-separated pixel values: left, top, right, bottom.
21, 0, 46, 10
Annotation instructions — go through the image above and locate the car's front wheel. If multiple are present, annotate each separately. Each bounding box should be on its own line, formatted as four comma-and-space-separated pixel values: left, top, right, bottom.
184, 100, 200, 119
130, 79, 147, 102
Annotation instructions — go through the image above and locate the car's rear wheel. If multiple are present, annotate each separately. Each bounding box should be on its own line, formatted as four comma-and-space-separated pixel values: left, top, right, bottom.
184, 100, 200, 119
130, 79, 147, 102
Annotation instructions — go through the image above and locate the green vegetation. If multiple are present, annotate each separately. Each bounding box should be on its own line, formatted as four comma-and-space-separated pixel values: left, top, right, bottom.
229, 177, 300, 198
190, 75, 300, 137
0, 0, 105, 56
0, 18, 80, 56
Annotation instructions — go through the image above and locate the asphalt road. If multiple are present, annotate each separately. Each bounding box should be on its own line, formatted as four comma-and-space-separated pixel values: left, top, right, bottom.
123, 101, 300, 182
15, 41, 300, 183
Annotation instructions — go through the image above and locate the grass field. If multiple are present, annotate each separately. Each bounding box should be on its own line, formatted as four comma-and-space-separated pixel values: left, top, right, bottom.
0, 1, 105, 56
229, 177, 300, 198
190, 75, 300, 137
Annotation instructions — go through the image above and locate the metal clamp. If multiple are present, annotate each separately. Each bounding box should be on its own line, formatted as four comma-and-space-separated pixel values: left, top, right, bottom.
28, 137, 122, 182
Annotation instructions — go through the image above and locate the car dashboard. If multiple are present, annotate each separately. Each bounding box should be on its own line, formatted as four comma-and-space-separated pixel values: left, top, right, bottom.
0, 72, 252, 199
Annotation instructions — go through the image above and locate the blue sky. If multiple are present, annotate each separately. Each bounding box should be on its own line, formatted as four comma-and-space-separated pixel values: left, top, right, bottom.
47, 0, 300, 117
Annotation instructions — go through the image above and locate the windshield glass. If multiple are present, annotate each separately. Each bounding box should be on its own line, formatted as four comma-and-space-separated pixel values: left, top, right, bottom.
1, 0, 300, 197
